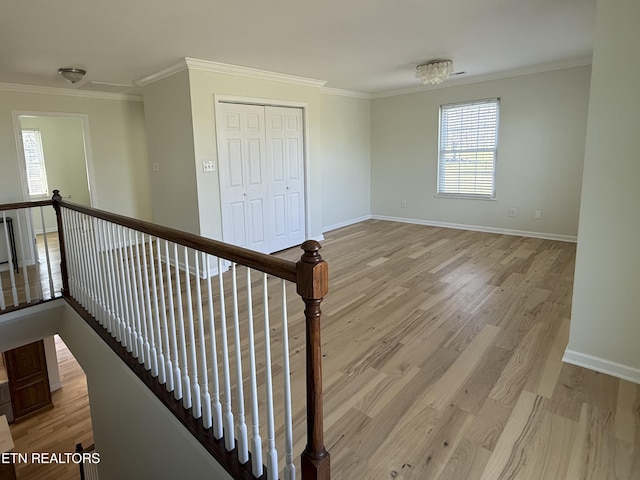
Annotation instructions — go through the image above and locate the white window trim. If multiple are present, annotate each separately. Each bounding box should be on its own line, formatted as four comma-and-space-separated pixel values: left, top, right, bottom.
21, 128, 50, 198
436, 98, 500, 200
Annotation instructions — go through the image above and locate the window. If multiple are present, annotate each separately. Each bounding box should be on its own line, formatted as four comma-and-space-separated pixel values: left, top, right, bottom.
21, 129, 49, 197
437, 98, 499, 199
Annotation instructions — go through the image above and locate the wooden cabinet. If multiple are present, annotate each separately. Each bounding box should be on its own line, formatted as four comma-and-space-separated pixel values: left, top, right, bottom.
3, 340, 52, 422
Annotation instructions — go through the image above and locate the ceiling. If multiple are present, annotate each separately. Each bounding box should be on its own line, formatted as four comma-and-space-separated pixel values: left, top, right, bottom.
0, 0, 596, 96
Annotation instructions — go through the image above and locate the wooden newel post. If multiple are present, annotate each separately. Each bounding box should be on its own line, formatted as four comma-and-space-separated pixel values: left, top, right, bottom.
52, 190, 70, 297
297, 240, 330, 480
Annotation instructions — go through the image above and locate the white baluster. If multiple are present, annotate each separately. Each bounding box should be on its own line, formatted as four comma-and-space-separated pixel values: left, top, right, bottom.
218, 258, 235, 451
71, 211, 89, 308
61, 209, 76, 301
139, 233, 156, 373
246, 268, 263, 477
147, 235, 164, 381
156, 238, 173, 390
183, 247, 201, 416
131, 231, 148, 365
119, 226, 137, 355
27, 208, 43, 300
105, 222, 124, 343
232, 263, 249, 464
89, 218, 107, 326
110, 223, 128, 346
82, 215, 99, 315
174, 244, 191, 407
15, 212, 31, 303
195, 253, 210, 426
39, 206, 55, 299
206, 254, 223, 438
96, 220, 113, 333
61, 209, 75, 300
282, 280, 295, 480
116, 226, 132, 351
263, 274, 278, 479
165, 241, 181, 398
1, 212, 18, 307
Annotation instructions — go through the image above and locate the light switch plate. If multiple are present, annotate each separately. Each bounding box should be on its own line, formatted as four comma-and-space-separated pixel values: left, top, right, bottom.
203, 161, 216, 172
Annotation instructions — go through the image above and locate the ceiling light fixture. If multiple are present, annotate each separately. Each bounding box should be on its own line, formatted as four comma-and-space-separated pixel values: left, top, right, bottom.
58, 67, 86, 84
415, 60, 453, 85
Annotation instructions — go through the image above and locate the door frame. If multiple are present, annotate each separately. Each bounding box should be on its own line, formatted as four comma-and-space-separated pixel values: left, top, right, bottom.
213, 95, 311, 248
12, 110, 98, 207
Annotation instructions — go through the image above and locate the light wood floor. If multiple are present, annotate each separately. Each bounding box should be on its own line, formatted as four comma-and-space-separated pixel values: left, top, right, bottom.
9, 336, 93, 480
4, 220, 640, 479
302, 220, 639, 480
0, 233, 62, 309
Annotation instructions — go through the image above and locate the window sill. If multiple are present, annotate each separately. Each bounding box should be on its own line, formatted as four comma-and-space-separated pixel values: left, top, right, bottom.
435, 194, 496, 201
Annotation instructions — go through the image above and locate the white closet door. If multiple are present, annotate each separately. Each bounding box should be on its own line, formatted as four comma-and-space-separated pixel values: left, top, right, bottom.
218, 103, 270, 253
265, 107, 305, 252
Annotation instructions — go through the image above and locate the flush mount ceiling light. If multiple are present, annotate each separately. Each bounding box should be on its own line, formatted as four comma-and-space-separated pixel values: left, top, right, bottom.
58, 67, 86, 84
415, 60, 453, 85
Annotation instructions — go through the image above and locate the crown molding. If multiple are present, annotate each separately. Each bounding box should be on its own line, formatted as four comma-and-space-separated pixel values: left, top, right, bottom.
184, 57, 327, 88
0, 82, 142, 101
135, 61, 189, 87
320, 87, 371, 99
372, 55, 593, 99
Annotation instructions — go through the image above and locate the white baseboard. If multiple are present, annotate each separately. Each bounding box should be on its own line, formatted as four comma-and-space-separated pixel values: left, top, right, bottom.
562, 349, 640, 384
50, 382, 62, 392
370, 215, 578, 243
322, 215, 372, 234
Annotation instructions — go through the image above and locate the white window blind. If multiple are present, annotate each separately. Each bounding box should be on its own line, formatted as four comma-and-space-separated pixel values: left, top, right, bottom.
21, 129, 49, 197
437, 98, 499, 199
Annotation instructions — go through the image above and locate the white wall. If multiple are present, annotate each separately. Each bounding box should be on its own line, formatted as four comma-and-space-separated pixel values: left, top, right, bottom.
142, 70, 200, 235
20, 116, 90, 233
0, 89, 151, 220
565, 0, 640, 382
371, 66, 591, 239
187, 69, 326, 241
320, 93, 371, 231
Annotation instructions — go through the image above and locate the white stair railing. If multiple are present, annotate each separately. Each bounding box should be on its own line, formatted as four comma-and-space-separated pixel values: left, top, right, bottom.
0, 204, 61, 310
1, 193, 331, 480
60, 207, 304, 480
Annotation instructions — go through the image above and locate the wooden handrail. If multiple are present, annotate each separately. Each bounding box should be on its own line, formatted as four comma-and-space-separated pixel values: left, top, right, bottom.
47, 191, 330, 480
0, 199, 53, 212
51, 191, 297, 282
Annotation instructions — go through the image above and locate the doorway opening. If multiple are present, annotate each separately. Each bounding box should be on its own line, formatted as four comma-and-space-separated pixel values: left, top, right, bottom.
13, 111, 96, 212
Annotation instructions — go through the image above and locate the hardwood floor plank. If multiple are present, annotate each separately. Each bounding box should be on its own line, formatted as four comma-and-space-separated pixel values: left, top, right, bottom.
421, 324, 500, 411
565, 402, 617, 480
479, 390, 549, 480
465, 398, 514, 452
533, 316, 570, 398
7, 220, 638, 479
437, 438, 491, 480
615, 380, 638, 444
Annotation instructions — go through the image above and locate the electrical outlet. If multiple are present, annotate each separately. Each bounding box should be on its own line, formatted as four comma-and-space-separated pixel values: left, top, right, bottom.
509, 207, 517, 217
401, 200, 407, 208
152, 162, 160, 173
534, 210, 542, 219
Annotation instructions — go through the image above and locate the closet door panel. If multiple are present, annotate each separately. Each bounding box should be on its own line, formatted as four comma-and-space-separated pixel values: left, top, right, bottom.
218, 102, 305, 254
